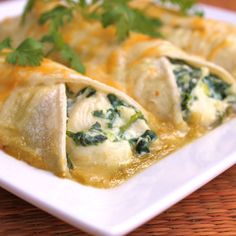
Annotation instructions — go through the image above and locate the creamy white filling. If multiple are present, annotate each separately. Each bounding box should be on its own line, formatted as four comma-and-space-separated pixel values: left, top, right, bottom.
67, 93, 111, 132
171, 61, 231, 126
188, 81, 229, 126
66, 87, 154, 169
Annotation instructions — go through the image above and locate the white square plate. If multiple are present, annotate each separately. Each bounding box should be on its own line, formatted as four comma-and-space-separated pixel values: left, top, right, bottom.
0, 1, 236, 235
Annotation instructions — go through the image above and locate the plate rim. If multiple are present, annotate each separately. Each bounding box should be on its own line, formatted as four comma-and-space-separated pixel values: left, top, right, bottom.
0, 1, 236, 236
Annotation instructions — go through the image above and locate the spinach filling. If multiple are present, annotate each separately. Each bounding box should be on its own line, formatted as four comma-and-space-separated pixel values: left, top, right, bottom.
202, 75, 230, 100
171, 59, 231, 118
77, 86, 96, 98
100, 94, 157, 155
97, 94, 139, 129
66, 89, 157, 156
107, 94, 129, 108
67, 122, 107, 146
93, 108, 120, 129
171, 59, 201, 112
106, 94, 156, 154
93, 94, 134, 129
66, 85, 97, 98
130, 130, 157, 155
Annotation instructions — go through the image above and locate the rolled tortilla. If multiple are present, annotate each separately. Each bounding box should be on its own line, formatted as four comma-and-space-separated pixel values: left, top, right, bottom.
131, 0, 236, 78
0, 58, 157, 183
0, 84, 68, 176
102, 38, 236, 130
0, 1, 235, 129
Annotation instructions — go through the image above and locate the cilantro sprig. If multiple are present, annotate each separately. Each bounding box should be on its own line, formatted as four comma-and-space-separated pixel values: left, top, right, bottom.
21, 0, 201, 43
38, 5, 73, 29
87, 0, 162, 41
0, 37, 44, 67
0, 37, 12, 51
18, 0, 201, 69
78, 0, 201, 40
7, 38, 44, 67
39, 5, 85, 73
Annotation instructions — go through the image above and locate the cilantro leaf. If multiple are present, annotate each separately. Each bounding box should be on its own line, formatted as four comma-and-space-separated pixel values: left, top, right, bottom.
131, 9, 162, 38
19, 0, 201, 70
39, 5, 85, 73
39, 5, 73, 32
21, 0, 36, 25
90, 0, 163, 41
6, 38, 44, 67
41, 31, 85, 73
0, 37, 12, 51
41, 31, 65, 51
61, 44, 86, 74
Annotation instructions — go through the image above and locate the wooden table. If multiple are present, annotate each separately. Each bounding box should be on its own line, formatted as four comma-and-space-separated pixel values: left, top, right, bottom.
0, 1, 236, 235
200, 0, 236, 11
